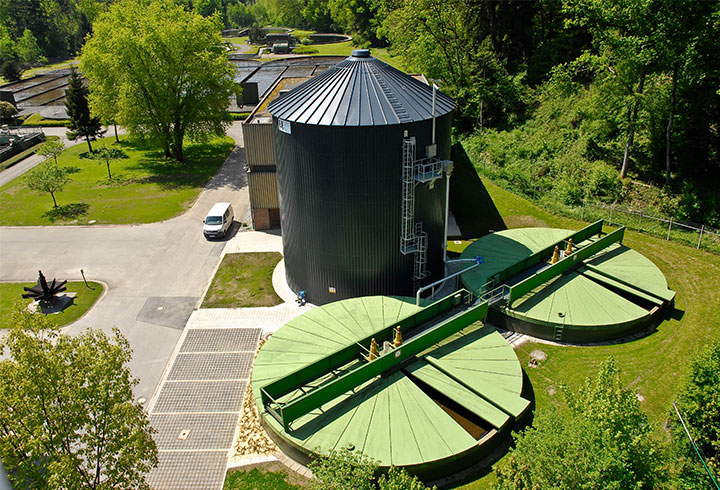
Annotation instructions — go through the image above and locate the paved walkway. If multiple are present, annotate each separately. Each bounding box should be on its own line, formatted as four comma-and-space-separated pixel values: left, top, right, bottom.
145, 223, 313, 489
146, 299, 307, 489
145, 309, 262, 490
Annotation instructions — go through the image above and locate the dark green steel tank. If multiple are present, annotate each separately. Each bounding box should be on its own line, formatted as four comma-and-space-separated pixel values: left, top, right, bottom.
268, 49, 455, 305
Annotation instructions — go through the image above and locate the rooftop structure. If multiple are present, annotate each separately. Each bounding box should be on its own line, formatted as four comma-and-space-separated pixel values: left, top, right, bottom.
253, 293, 530, 480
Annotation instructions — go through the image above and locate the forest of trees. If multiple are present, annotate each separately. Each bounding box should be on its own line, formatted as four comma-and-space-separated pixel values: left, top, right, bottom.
380, 0, 720, 226
1, 0, 718, 224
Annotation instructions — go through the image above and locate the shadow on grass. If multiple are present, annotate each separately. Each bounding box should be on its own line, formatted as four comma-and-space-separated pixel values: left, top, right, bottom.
94, 174, 134, 187
128, 140, 237, 191
670, 307, 685, 321
42, 202, 89, 222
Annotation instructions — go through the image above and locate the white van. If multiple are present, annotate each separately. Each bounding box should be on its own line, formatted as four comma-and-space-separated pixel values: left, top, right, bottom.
203, 202, 234, 239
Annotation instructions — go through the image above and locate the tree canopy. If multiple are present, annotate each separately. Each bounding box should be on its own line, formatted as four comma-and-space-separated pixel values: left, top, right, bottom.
307, 448, 436, 490
80, 0, 236, 162
0, 306, 157, 489
37, 139, 65, 165
495, 357, 667, 489
24, 161, 71, 208
673, 341, 720, 487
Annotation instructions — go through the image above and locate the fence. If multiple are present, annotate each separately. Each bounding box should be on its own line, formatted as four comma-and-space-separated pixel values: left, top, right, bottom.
473, 162, 720, 254
548, 198, 720, 255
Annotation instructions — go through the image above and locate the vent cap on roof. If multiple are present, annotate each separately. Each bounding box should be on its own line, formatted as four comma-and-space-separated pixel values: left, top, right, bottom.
267, 53, 455, 127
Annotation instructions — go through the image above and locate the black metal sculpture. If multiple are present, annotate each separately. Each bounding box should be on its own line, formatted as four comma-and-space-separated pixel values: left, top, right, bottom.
22, 270, 67, 304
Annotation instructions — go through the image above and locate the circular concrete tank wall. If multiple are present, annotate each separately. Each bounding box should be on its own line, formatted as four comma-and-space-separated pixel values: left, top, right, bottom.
252, 295, 530, 481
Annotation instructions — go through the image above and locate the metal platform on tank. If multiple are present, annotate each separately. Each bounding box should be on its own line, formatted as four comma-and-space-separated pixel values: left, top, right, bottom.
252, 294, 529, 479
460, 225, 675, 343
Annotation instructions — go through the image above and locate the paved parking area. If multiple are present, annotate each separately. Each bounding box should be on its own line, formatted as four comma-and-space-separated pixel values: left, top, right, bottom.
0, 122, 249, 401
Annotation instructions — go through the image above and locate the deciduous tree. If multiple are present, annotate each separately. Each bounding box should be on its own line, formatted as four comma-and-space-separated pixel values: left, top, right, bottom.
308, 447, 436, 490
24, 161, 71, 208
36, 138, 65, 165
382, 0, 527, 130
564, 0, 657, 179
0, 306, 158, 489
80, 0, 236, 162
673, 341, 720, 486
15, 28, 45, 65
495, 357, 667, 489
0, 100, 17, 123
93, 145, 126, 180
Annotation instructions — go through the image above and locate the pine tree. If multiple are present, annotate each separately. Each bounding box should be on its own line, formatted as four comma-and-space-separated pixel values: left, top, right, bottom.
65, 67, 104, 152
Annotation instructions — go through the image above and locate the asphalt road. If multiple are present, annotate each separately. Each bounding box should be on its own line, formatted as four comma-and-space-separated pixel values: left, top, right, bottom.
0, 123, 249, 402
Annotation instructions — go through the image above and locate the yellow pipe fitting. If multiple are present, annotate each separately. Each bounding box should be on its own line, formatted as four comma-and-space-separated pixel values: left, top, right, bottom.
551, 245, 560, 264
393, 326, 403, 348
368, 338, 379, 361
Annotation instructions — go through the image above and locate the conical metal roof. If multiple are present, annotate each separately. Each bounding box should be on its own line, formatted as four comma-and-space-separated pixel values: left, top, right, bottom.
267, 49, 455, 126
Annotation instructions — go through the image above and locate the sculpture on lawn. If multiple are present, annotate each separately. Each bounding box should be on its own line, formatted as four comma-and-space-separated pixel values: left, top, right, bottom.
22, 270, 67, 305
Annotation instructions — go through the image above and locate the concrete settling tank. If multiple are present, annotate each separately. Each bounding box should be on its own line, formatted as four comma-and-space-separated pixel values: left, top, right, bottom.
253, 293, 531, 480
268, 49, 455, 305
460, 223, 676, 343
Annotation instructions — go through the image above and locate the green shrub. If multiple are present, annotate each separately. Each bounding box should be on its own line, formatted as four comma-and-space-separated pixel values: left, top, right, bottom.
293, 45, 319, 55
224, 467, 301, 490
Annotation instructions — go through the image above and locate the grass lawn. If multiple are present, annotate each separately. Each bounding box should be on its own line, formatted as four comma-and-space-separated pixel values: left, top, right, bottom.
452, 177, 720, 489
0, 58, 78, 85
224, 462, 309, 489
22, 59, 78, 79
290, 29, 314, 38
0, 281, 104, 329
0, 135, 60, 171
202, 252, 283, 308
226, 36, 248, 44
0, 135, 234, 225
20, 113, 69, 127
297, 41, 404, 69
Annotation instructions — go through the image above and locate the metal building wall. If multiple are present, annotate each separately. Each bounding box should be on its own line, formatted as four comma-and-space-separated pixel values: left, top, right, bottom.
243, 123, 276, 165
247, 170, 280, 208
274, 114, 451, 305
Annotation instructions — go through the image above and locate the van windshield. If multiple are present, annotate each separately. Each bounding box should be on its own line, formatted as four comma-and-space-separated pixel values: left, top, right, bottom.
205, 216, 223, 225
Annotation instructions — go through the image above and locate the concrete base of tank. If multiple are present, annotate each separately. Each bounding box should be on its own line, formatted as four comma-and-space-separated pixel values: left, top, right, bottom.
487, 300, 674, 344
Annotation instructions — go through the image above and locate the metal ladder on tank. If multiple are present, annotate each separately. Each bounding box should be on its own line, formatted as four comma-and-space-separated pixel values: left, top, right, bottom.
412, 223, 428, 289
400, 137, 417, 256
400, 136, 447, 291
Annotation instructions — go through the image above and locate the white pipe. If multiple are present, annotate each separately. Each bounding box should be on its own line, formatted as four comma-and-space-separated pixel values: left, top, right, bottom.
416, 261, 481, 306
443, 170, 450, 263
431, 83, 437, 145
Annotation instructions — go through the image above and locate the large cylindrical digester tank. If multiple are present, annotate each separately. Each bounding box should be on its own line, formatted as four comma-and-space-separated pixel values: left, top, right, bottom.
268, 50, 455, 305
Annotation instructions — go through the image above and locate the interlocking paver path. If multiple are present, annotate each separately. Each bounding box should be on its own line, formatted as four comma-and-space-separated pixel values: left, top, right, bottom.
146, 304, 305, 489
